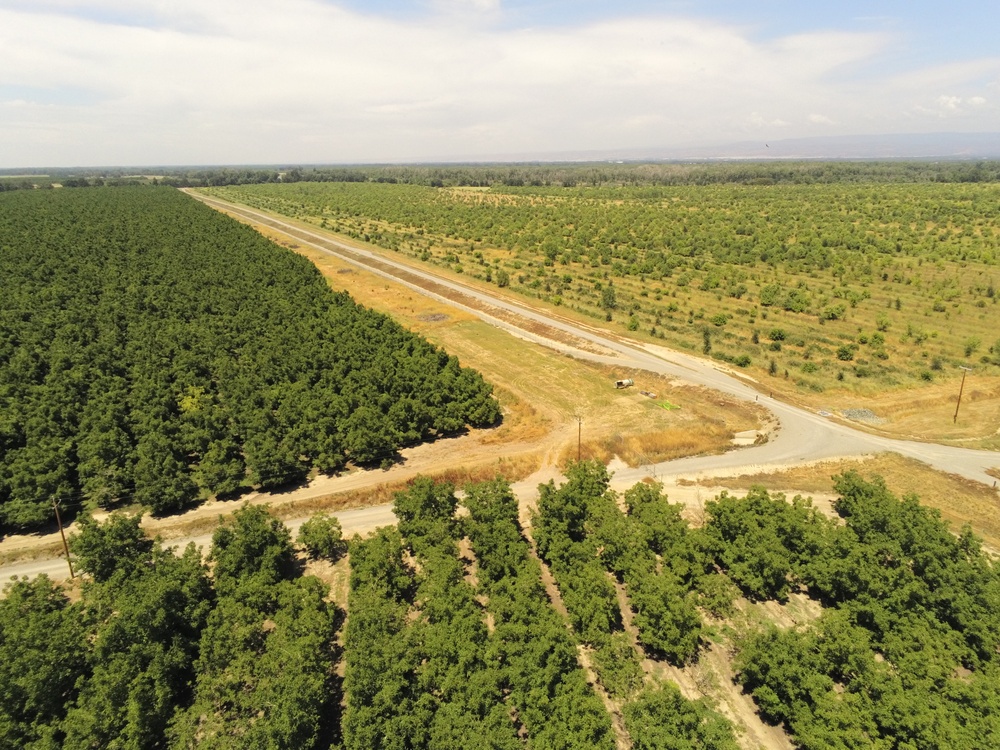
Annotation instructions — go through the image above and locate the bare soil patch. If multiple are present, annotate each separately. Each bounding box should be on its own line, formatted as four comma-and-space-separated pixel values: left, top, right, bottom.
695, 644, 796, 750
607, 549, 796, 750
303, 555, 351, 608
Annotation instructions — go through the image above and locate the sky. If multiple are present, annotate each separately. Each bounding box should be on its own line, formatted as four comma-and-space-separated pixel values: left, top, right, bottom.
1, 0, 998, 167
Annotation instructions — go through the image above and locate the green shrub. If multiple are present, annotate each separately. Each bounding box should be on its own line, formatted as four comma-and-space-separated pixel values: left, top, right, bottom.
297, 513, 347, 561
836, 345, 856, 361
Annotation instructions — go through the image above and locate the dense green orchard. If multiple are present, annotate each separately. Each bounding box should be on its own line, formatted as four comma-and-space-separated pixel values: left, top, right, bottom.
0, 186, 500, 532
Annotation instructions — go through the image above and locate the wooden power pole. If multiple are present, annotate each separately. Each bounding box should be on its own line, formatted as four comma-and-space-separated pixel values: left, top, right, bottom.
954, 366, 972, 424
53, 499, 74, 579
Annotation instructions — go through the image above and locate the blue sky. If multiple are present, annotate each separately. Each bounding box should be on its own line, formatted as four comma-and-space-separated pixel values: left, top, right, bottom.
1, 0, 997, 166
346, 0, 988, 47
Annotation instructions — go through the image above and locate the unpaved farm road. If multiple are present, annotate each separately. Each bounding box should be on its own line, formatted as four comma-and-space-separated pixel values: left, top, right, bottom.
0, 469, 557, 585
0, 501, 398, 583
3, 193, 998, 585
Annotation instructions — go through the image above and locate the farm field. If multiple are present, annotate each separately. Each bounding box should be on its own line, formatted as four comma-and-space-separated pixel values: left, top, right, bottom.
5, 468, 998, 749
3, 178, 1000, 750
0, 185, 767, 566
206, 174, 1000, 446
243, 213, 768, 466
7, 0, 1000, 739
199, 187, 1000, 552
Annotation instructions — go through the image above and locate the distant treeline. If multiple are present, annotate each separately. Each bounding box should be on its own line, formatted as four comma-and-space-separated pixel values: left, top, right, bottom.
0, 187, 500, 531
2, 159, 1000, 191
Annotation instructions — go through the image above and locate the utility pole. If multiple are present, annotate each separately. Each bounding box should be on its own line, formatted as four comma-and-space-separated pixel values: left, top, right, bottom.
53, 499, 74, 579
576, 415, 583, 462
954, 366, 972, 424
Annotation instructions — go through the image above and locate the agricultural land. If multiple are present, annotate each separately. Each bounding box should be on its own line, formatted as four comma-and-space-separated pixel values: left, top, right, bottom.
2, 166, 1000, 750
0, 187, 499, 531
205, 165, 1000, 448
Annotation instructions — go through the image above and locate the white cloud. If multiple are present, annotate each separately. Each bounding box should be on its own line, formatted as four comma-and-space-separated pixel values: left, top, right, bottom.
431, 0, 502, 15
0, 1, 998, 166
747, 112, 790, 130
909, 92, 997, 120
939, 95, 963, 111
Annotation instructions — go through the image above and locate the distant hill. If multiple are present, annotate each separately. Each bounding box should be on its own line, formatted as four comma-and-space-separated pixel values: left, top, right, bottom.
457, 132, 1000, 164
660, 132, 1000, 161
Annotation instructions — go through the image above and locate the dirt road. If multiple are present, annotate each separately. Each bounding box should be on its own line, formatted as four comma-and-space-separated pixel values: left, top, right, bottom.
0, 501, 397, 583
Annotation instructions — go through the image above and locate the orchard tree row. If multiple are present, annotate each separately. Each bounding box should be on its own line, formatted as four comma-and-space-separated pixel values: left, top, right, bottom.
534, 463, 720, 670
345, 476, 614, 750
724, 475, 1000, 748
531, 462, 1000, 748
0, 480, 724, 750
213, 181, 1000, 268
0, 186, 500, 532
0, 506, 342, 749
4, 470, 999, 748
209, 179, 1000, 390
348, 473, 743, 750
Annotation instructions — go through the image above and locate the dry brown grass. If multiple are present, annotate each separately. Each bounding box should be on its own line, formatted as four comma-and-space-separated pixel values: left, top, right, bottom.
425, 453, 543, 489
700, 452, 1000, 550
554, 376, 769, 468
780, 375, 1000, 449
0, 540, 67, 566
480, 387, 547, 444
150, 454, 541, 544
560, 423, 735, 469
